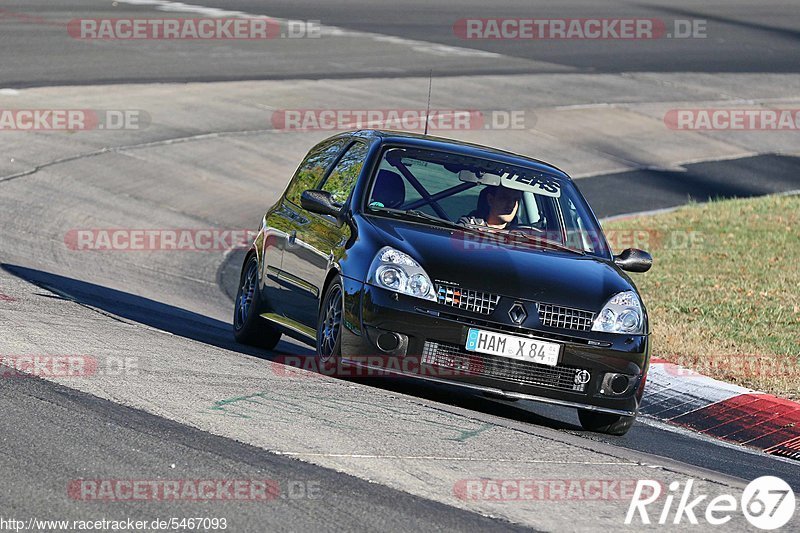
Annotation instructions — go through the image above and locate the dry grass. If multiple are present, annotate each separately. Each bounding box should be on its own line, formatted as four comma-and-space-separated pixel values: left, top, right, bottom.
603, 194, 800, 399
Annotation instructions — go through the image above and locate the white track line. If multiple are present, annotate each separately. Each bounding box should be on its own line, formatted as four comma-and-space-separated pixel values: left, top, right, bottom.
271, 452, 638, 464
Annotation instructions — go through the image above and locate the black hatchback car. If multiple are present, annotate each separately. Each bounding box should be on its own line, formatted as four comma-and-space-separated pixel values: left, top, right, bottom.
234, 130, 653, 435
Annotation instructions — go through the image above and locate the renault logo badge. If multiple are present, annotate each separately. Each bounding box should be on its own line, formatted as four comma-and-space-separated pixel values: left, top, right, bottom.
508, 303, 527, 324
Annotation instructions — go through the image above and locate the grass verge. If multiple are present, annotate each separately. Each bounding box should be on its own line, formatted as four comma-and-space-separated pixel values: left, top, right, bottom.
603, 194, 800, 399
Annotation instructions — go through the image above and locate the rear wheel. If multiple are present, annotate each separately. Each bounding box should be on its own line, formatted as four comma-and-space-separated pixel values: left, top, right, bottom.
233, 254, 281, 349
316, 275, 343, 364
577, 409, 635, 436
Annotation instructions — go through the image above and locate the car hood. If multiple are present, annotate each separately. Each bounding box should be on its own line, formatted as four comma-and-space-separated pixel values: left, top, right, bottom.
364, 215, 635, 311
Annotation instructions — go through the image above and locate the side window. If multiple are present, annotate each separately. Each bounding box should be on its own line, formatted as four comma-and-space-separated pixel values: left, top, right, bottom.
285, 138, 347, 206
320, 141, 370, 205
562, 196, 596, 253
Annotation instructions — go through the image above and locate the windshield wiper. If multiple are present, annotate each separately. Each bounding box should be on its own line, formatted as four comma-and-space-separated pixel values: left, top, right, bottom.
503, 230, 586, 255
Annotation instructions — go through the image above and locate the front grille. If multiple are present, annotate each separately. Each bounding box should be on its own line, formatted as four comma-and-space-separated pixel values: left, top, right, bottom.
421, 341, 589, 392
436, 284, 500, 315
537, 303, 595, 331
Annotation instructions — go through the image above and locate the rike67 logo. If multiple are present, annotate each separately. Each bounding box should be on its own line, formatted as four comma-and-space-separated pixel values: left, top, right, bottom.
626, 476, 795, 529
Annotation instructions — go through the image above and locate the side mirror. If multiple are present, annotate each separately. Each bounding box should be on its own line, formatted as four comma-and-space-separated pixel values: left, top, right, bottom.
301, 189, 341, 218
614, 248, 652, 273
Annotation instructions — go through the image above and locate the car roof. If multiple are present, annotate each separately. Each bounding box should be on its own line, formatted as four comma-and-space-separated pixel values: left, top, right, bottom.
349, 129, 572, 181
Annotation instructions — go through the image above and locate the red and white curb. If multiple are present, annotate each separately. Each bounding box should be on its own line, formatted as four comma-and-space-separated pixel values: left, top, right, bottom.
641, 358, 800, 461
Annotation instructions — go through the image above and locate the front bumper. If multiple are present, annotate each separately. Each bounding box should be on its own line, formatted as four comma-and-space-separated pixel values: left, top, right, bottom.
340, 279, 650, 417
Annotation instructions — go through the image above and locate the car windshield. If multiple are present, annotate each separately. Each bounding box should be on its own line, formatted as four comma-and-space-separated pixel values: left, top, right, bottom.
365, 146, 611, 257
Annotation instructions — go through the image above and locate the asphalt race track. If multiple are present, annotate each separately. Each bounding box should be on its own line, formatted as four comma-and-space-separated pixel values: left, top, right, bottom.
4, 0, 800, 86
1, 1, 799, 531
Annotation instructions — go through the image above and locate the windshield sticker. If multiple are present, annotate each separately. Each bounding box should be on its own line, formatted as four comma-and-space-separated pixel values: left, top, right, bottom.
459, 169, 561, 197
500, 173, 561, 197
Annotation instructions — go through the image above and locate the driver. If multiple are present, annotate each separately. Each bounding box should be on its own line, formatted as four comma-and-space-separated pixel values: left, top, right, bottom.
458, 185, 522, 229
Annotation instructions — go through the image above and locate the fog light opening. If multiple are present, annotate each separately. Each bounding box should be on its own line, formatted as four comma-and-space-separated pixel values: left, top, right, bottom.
610, 374, 630, 394
601, 372, 633, 396
376, 332, 401, 352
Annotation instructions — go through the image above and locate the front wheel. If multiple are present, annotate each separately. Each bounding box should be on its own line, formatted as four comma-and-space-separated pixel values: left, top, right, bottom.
233, 254, 281, 350
577, 409, 635, 436
316, 275, 343, 364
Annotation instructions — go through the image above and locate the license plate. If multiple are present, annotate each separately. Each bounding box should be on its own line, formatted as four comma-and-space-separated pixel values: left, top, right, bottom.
465, 328, 561, 367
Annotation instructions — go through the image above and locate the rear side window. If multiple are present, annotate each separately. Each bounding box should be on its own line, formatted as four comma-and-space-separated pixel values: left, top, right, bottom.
320, 141, 370, 205
285, 138, 348, 206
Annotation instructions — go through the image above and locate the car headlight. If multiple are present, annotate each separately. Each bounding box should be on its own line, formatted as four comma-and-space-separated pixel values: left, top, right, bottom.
591, 290, 644, 334
368, 246, 436, 301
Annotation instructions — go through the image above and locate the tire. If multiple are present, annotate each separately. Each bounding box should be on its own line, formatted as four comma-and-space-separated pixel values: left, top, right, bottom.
233, 254, 281, 350
316, 275, 343, 364
577, 409, 636, 436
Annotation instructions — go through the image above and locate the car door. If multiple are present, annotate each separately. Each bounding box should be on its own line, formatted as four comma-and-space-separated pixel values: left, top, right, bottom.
280, 139, 371, 329
265, 136, 349, 322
